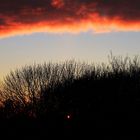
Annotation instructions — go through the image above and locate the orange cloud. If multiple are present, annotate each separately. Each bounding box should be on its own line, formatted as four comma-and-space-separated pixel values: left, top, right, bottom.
0, 0, 140, 38
51, 0, 64, 8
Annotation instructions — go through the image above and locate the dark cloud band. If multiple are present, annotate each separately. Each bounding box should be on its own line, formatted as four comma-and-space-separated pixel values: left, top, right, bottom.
0, 0, 140, 37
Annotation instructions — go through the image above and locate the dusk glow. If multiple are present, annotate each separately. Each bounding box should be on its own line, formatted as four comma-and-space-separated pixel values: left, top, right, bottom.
0, 1, 140, 137
0, 0, 140, 79
0, 0, 140, 38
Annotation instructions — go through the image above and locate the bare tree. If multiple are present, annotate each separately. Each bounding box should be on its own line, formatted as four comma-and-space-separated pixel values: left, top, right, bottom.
1, 61, 92, 117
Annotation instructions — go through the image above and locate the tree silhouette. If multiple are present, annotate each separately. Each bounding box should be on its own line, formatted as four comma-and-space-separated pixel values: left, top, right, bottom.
1, 60, 92, 117
0, 55, 140, 136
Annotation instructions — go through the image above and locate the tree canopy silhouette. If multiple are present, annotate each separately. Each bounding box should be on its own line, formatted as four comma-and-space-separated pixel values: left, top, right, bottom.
0, 55, 140, 136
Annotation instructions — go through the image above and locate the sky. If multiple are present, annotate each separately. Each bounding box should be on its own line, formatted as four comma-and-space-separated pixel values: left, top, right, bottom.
0, 0, 140, 79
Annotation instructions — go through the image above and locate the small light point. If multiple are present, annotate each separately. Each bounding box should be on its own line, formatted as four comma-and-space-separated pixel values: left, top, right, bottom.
67, 115, 71, 119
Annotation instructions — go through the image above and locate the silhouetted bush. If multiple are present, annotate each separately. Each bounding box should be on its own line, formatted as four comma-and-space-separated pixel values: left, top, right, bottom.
0, 55, 140, 136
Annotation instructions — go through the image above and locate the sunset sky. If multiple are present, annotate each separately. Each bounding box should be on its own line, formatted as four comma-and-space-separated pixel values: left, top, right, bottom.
0, 0, 140, 79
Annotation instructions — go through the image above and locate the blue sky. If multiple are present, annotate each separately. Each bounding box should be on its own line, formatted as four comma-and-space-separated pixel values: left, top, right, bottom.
0, 31, 140, 79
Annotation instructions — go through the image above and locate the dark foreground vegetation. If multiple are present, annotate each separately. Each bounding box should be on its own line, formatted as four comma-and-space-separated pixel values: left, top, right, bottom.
0, 54, 140, 138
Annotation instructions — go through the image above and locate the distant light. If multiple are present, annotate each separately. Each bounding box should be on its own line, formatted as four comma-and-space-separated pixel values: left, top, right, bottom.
67, 115, 71, 119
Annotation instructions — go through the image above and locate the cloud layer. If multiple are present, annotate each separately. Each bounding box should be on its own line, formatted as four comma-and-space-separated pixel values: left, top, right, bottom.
0, 0, 140, 37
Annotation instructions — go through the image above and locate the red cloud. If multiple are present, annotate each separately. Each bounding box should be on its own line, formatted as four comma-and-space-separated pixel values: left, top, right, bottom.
51, 0, 64, 8
0, 0, 140, 38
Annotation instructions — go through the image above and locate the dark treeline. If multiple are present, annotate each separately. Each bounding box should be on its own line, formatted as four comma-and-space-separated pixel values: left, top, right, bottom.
0, 54, 140, 138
